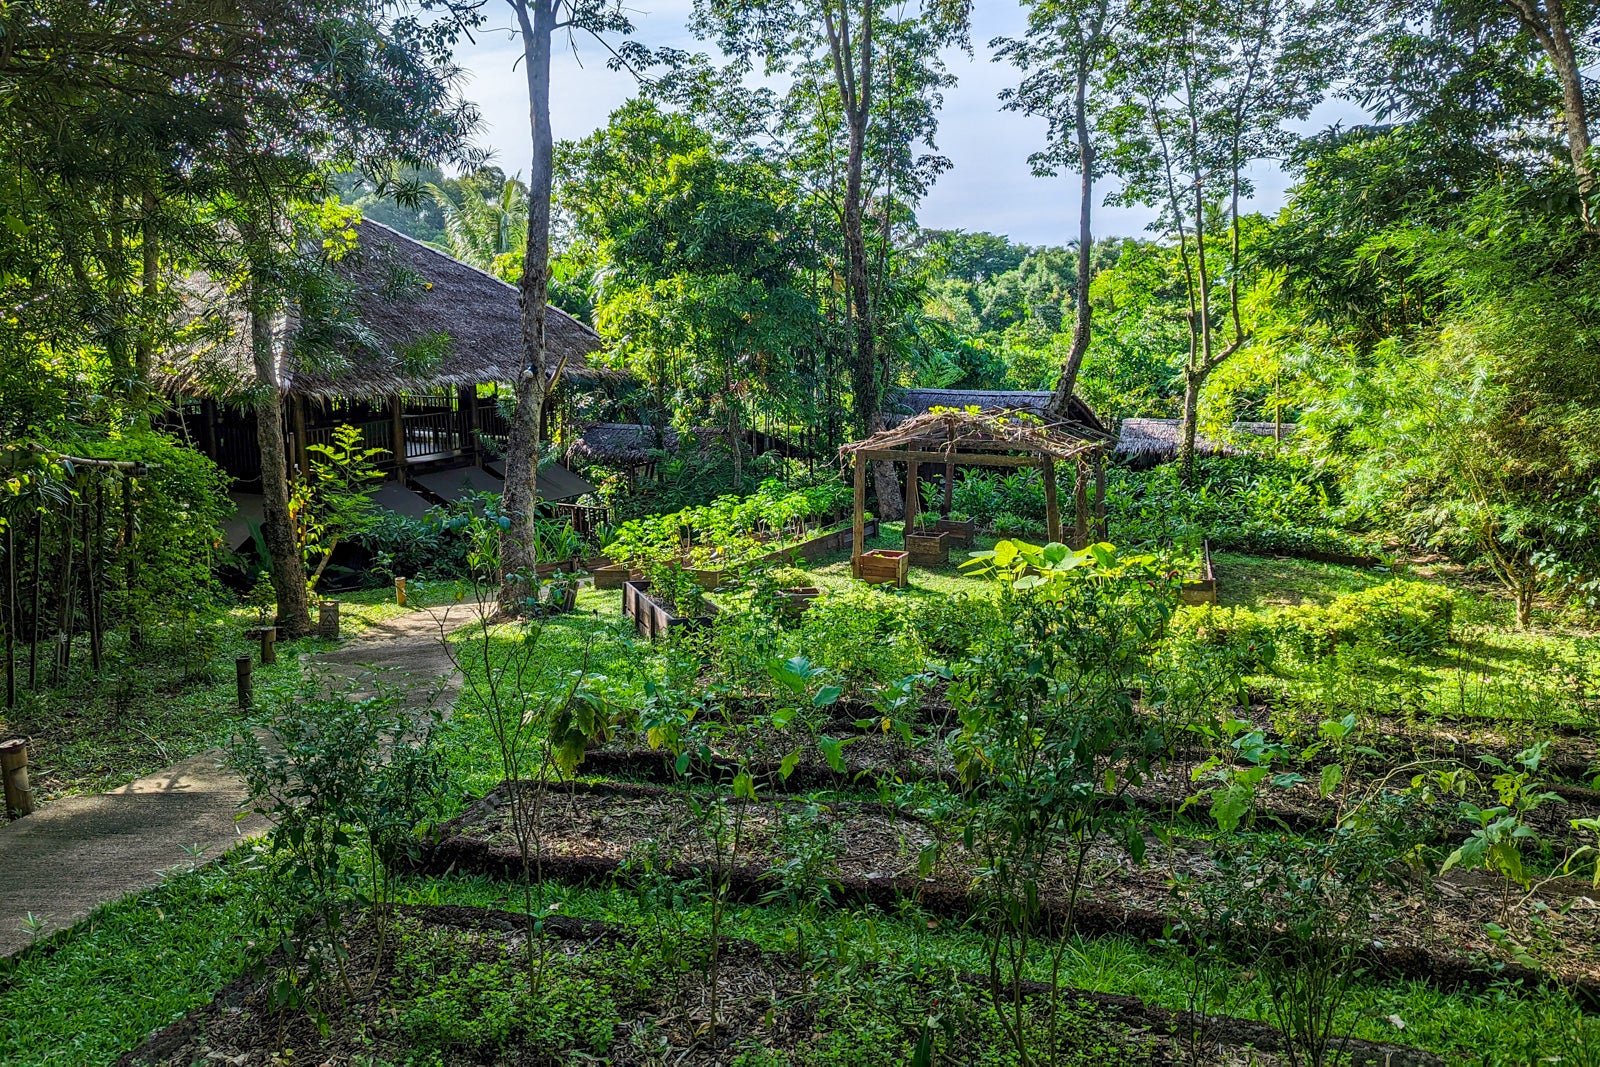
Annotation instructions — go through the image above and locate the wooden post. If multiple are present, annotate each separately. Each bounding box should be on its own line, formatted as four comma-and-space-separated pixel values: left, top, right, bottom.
461, 384, 480, 465
202, 398, 220, 463
905, 460, 920, 534
395, 576, 407, 607
1042, 460, 1061, 544
851, 455, 866, 564
258, 626, 276, 666
1073, 460, 1090, 549
5, 521, 14, 710
943, 459, 955, 518
1, 739, 34, 818
1094, 455, 1108, 541
291, 394, 310, 477
391, 395, 407, 479
235, 656, 253, 708
318, 599, 340, 641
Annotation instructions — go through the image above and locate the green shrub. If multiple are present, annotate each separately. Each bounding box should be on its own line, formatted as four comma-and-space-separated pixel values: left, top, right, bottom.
800, 586, 927, 693
1166, 603, 1277, 672
1279, 580, 1454, 659
910, 591, 1002, 660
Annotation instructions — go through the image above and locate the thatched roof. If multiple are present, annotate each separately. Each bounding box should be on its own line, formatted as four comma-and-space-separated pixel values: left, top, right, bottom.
890, 388, 1107, 435
1113, 418, 1294, 465
842, 407, 1111, 463
158, 220, 608, 401
566, 423, 680, 466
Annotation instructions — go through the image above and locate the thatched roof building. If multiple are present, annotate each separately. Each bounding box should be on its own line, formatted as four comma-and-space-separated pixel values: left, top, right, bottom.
158, 220, 607, 401
1114, 418, 1294, 468
566, 423, 681, 466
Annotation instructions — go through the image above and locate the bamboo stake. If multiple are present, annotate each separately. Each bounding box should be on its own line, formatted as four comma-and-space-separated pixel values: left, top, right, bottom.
235, 656, 253, 709
395, 576, 407, 607
88, 479, 104, 672
0, 739, 33, 818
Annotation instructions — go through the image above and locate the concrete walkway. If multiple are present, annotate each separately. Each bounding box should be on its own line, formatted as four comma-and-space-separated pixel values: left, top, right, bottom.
0, 604, 467, 959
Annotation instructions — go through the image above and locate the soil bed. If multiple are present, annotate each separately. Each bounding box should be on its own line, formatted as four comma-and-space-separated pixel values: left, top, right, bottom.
118, 904, 1441, 1066
422, 781, 1600, 996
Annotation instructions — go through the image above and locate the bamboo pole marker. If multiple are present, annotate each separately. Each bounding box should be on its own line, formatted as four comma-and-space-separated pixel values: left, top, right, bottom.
2, 739, 35, 818
235, 656, 253, 708
395, 576, 407, 607
318, 599, 340, 641
1073, 461, 1090, 549
258, 626, 276, 666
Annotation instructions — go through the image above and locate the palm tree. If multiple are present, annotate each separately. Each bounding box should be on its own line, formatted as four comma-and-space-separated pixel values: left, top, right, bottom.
428, 174, 528, 280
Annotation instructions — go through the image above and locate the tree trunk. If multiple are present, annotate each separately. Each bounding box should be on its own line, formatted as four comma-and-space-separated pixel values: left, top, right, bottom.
1505, 0, 1594, 225
500, 0, 556, 611
248, 288, 312, 637
1047, 57, 1096, 419
1176, 370, 1202, 486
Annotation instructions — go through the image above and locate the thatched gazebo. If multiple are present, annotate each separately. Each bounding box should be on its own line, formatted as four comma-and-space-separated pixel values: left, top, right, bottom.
838, 407, 1113, 565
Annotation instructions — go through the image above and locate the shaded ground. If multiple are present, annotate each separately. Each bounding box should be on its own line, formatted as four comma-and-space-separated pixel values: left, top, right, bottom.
0, 606, 463, 958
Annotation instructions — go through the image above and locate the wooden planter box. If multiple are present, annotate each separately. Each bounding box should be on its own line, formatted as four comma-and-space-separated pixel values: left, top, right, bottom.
582, 554, 614, 572
622, 579, 718, 640
905, 529, 950, 567
1179, 540, 1218, 605
693, 568, 725, 591
534, 558, 580, 578
592, 564, 630, 590
852, 549, 909, 587
935, 517, 976, 548
544, 584, 578, 614
758, 518, 879, 566
777, 586, 821, 616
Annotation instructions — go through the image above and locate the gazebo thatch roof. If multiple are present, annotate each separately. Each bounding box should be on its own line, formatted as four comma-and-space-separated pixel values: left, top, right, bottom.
566, 423, 681, 466
841, 407, 1111, 463
890, 388, 1107, 436
1113, 418, 1293, 466
158, 220, 609, 401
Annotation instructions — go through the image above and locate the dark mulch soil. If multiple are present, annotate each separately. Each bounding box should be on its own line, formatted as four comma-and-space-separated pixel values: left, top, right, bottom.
116, 905, 1440, 1067
419, 780, 1600, 998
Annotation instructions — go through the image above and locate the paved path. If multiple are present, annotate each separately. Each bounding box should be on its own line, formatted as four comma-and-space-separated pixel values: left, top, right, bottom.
0, 605, 466, 959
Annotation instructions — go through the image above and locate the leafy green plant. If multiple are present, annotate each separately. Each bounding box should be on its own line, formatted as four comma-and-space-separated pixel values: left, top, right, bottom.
1443, 742, 1563, 913
292, 424, 387, 591
229, 678, 446, 1016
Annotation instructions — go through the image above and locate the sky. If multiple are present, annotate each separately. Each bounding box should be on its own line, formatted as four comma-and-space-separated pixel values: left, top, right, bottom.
452, 2, 1359, 246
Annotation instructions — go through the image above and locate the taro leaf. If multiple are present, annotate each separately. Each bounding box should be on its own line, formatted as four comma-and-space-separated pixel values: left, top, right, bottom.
814, 685, 842, 707
1211, 782, 1252, 833
771, 706, 796, 728
675, 750, 692, 776
779, 748, 802, 780
1320, 763, 1343, 800
818, 735, 848, 774
733, 771, 757, 801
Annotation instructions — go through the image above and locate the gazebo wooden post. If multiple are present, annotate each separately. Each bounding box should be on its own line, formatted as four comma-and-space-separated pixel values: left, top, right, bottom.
852, 453, 867, 561
905, 460, 920, 533
1073, 460, 1090, 548
1094, 454, 1108, 540
1042, 460, 1061, 544
390, 395, 407, 479
290, 395, 310, 476
461, 384, 480, 465
942, 458, 955, 517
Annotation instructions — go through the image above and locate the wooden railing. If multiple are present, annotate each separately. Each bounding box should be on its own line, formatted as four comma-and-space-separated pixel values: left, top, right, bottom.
401, 410, 465, 462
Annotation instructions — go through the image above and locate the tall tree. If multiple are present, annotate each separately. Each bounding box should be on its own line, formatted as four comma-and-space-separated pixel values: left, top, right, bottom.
994, 0, 1118, 418
1105, 0, 1337, 482
481, 0, 630, 610
693, 0, 970, 518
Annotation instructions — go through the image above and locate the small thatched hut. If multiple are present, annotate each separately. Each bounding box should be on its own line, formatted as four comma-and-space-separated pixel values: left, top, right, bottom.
1114, 418, 1294, 469
889, 388, 1106, 434
159, 220, 608, 485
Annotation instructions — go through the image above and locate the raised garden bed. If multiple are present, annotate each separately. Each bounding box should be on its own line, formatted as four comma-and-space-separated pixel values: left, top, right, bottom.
622, 579, 718, 640
1178, 540, 1217, 605
936, 515, 976, 547
592, 563, 630, 589
776, 585, 821, 616
533, 558, 581, 579
904, 527, 950, 566
852, 548, 909, 586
